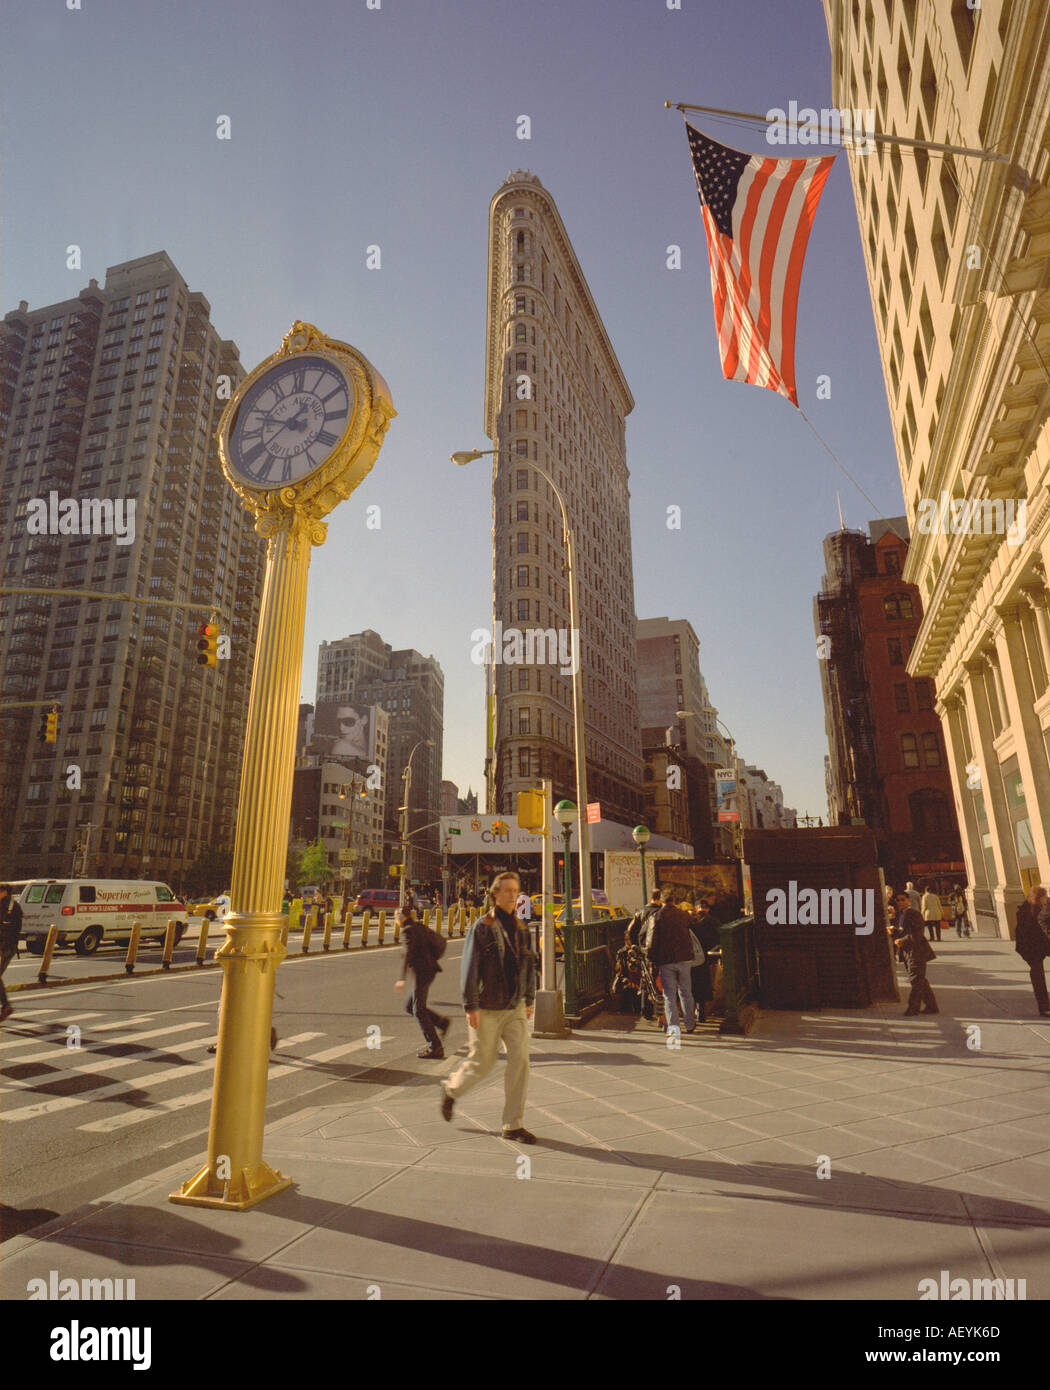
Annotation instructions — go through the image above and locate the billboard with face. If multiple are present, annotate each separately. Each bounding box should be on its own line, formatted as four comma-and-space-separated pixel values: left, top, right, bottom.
312, 702, 375, 762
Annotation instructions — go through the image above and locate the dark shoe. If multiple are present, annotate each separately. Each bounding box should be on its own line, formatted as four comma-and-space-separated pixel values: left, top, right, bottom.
418, 1046, 445, 1059
684, 1025, 697, 1034
503, 1127, 537, 1144
270, 1027, 278, 1051
437, 1016, 451, 1038
441, 1091, 454, 1121
903, 1010, 919, 1016
921, 1007, 940, 1014
1039, 1011, 1050, 1017
206, 1044, 217, 1054
0, 1004, 13, 1023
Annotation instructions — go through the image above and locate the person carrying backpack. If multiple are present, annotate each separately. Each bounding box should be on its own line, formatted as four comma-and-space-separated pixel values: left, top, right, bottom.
892, 892, 939, 1016
396, 903, 451, 1058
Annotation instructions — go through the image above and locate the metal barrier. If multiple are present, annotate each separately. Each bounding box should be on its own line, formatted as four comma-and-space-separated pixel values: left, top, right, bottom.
37, 924, 59, 983
562, 917, 629, 1018
161, 919, 177, 969
125, 922, 143, 975
718, 916, 758, 1034
196, 917, 212, 965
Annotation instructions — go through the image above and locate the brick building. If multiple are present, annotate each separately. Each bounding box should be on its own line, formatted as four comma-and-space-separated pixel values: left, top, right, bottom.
815, 519, 963, 889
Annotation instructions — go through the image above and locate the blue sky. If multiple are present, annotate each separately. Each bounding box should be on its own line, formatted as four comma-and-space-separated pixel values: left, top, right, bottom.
2, 0, 903, 819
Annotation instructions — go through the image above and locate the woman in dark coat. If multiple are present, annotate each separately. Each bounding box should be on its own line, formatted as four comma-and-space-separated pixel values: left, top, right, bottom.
1015, 886, 1050, 1016
395, 905, 451, 1058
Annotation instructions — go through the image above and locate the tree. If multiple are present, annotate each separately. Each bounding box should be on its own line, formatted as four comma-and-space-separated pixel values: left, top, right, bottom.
188, 844, 233, 897
298, 838, 329, 888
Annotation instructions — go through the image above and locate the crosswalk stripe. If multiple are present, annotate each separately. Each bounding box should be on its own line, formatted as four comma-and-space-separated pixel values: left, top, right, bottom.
8, 1058, 213, 1124
74, 1033, 388, 1134
0, 1020, 210, 1069
0, 1012, 110, 1050
0, 1014, 156, 1053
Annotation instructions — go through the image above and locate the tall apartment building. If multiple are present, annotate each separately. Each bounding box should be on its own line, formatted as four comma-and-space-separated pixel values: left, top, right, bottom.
484, 170, 644, 829
315, 629, 443, 875
0, 252, 265, 887
636, 616, 739, 854
815, 519, 963, 888
823, 1, 1050, 934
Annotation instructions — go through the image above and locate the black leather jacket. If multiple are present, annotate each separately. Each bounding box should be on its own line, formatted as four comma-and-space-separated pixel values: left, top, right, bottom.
460, 910, 535, 1013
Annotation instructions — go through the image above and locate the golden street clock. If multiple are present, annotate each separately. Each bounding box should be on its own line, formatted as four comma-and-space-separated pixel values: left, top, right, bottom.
217, 321, 395, 523
229, 354, 351, 488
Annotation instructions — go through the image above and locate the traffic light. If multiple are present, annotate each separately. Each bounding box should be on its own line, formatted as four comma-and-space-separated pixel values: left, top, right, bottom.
196, 622, 218, 667
37, 708, 58, 744
517, 789, 545, 833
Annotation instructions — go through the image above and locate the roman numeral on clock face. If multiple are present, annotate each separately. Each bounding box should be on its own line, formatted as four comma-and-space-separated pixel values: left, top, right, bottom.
316, 429, 338, 448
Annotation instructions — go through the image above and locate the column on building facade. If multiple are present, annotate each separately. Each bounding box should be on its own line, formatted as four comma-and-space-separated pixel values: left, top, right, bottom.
994, 603, 1050, 877
986, 648, 1010, 736
962, 658, 1019, 932
1021, 583, 1050, 694
938, 694, 987, 895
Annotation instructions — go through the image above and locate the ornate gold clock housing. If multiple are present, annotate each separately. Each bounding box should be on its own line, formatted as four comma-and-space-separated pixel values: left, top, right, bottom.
217, 320, 395, 539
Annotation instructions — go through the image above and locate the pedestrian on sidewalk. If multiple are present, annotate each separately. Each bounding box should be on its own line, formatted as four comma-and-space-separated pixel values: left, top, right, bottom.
0, 883, 22, 1023
905, 881, 922, 913
1017, 886, 1050, 1017
950, 885, 971, 938
892, 892, 939, 1016
647, 888, 697, 1034
627, 891, 663, 1021
395, 903, 451, 1058
921, 885, 943, 942
441, 870, 537, 1143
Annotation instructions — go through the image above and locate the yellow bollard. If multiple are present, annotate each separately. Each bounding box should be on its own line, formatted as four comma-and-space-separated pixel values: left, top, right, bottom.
161, 919, 177, 969
393, 911, 401, 945
125, 922, 143, 975
377, 911, 386, 945
423, 908, 430, 927
38, 923, 59, 983
435, 907, 443, 937
301, 908, 314, 954
361, 910, 370, 947
341, 909, 352, 950
196, 914, 212, 965
322, 910, 333, 952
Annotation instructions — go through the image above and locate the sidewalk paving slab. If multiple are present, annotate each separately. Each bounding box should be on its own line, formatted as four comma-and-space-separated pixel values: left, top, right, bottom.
4, 938, 1050, 1300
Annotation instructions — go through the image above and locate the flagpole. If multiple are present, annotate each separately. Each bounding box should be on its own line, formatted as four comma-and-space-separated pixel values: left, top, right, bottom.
664, 99, 1019, 172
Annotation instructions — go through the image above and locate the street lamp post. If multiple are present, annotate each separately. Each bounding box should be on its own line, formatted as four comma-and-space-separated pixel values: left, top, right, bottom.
632, 824, 651, 904
453, 448, 593, 922
399, 739, 435, 910
554, 799, 578, 1014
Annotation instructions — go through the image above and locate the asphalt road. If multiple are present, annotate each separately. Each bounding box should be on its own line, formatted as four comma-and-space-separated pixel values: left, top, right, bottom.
0, 936, 467, 1241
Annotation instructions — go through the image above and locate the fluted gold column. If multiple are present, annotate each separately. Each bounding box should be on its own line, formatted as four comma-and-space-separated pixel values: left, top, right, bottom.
171, 513, 318, 1209
171, 323, 394, 1210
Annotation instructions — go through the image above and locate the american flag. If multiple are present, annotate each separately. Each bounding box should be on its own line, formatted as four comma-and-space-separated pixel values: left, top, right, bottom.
687, 123, 835, 407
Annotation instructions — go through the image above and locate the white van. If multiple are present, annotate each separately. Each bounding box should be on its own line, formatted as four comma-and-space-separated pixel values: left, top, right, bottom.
19, 880, 188, 956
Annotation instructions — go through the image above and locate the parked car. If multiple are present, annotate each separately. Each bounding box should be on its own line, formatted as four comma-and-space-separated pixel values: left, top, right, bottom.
189, 892, 231, 921
19, 879, 188, 955
352, 889, 401, 914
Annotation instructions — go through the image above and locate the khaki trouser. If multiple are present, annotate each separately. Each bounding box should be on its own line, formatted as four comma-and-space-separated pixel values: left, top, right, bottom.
445, 1000, 530, 1131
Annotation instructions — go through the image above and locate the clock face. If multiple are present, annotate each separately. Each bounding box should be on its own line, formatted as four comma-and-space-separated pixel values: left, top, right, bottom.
228, 355, 352, 488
